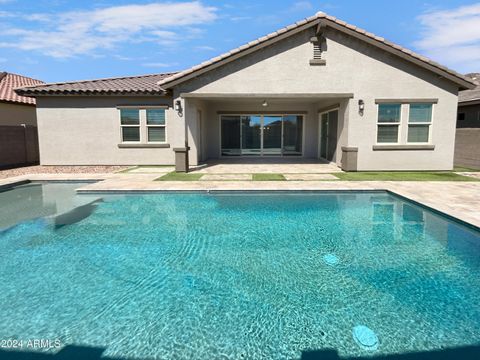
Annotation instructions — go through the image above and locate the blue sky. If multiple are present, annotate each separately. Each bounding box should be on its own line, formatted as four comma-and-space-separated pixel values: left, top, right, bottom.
0, 0, 479, 82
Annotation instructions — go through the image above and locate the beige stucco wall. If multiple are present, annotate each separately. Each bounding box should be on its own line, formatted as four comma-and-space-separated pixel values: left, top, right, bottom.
0, 102, 37, 126
34, 24, 460, 170
36, 96, 178, 165
173, 27, 459, 171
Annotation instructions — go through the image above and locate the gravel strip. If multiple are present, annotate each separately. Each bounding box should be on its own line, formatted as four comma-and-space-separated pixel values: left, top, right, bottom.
0, 165, 128, 179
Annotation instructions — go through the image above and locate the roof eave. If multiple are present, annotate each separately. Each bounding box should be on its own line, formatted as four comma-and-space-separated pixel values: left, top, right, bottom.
159, 17, 323, 89
14, 89, 170, 97
0, 99, 36, 106
322, 20, 476, 91
459, 98, 480, 106
158, 16, 475, 91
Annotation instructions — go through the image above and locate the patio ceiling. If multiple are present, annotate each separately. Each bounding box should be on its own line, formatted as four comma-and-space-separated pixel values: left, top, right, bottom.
181, 93, 353, 106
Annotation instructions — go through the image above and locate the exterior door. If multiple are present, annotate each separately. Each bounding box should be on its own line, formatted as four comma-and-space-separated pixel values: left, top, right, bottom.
220, 114, 303, 157
241, 116, 262, 156
262, 116, 282, 156
319, 113, 328, 159
197, 110, 203, 162
319, 110, 338, 161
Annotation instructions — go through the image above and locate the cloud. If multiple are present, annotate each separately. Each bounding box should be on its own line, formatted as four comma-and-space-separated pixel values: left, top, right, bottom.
229, 16, 252, 22
141, 62, 177, 68
0, 1, 217, 58
0, 10, 13, 17
195, 45, 215, 51
289, 1, 313, 12
414, 3, 480, 72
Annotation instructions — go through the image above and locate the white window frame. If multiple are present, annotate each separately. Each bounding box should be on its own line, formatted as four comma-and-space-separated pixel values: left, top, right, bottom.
118, 106, 168, 144
146, 108, 167, 143
376, 103, 401, 144
406, 103, 433, 144
120, 108, 141, 143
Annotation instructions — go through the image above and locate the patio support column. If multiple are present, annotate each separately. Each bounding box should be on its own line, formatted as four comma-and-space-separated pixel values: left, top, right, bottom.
172, 95, 190, 172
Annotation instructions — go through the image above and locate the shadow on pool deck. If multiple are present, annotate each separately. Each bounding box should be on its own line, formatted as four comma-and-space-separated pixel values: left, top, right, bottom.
1, 344, 480, 360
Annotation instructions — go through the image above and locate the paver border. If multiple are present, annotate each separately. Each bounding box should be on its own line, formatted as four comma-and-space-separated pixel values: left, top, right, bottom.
1, 175, 479, 229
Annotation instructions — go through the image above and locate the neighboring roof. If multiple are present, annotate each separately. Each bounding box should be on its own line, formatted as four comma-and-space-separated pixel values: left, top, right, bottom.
15, 73, 177, 96
0, 72, 44, 105
459, 73, 480, 104
158, 12, 476, 91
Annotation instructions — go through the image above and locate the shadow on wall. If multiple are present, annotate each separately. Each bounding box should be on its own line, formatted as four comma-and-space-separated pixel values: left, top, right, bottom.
1, 345, 480, 360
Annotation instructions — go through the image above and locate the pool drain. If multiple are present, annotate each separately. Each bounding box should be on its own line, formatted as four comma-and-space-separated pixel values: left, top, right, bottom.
323, 253, 339, 266
353, 325, 378, 351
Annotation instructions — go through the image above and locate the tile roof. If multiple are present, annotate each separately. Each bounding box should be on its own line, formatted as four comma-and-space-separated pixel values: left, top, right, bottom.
0, 72, 44, 105
15, 73, 176, 96
157, 12, 476, 90
459, 73, 480, 104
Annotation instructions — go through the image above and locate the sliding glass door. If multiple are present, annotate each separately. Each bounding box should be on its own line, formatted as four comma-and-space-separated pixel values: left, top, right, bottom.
241, 116, 261, 156
220, 114, 303, 156
221, 116, 241, 156
283, 115, 303, 156
263, 116, 282, 156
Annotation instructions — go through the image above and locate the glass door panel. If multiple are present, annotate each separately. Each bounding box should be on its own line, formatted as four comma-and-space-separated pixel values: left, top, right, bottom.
221, 116, 241, 156
221, 114, 304, 157
283, 115, 303, 155
320, 113, 328, 159
241, 116, 261, 156
262, 116, 282, 156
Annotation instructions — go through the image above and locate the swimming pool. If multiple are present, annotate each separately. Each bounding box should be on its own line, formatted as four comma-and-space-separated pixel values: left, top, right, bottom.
1, 182, 479, 359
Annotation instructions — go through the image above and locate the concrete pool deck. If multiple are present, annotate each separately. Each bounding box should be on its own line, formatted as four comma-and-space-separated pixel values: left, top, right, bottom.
1, 173, 479, 228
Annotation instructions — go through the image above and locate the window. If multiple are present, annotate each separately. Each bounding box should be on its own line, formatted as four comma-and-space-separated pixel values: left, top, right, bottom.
408, 104, 432, 143
120, 109, 140, 142
146, 109, 166, 142
119, 107, 167, 144
457, 112, 465, 121
377, 104, 401, 143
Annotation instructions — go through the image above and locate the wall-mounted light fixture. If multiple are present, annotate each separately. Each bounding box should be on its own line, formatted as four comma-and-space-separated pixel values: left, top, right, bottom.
262, 100, 268, 107
358, 99, 364, 116
175, 100, 183, 116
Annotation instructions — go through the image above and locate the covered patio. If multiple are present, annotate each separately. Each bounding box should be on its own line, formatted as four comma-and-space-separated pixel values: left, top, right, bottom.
181, 93, 352, 172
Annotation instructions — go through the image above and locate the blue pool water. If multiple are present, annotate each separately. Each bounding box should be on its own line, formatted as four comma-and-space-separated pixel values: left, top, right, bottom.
1, 182, 480, 359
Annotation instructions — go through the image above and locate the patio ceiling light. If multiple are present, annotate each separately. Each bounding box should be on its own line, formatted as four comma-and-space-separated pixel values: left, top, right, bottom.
262, 100, 268, 107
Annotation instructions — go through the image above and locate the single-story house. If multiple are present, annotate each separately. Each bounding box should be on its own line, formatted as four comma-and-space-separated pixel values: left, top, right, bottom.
0, 71, 44, 167
455, 73, 480, 169
16, 12, 476, 172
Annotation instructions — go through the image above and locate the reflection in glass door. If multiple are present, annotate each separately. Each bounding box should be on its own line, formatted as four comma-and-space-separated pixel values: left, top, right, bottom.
283, 115, 303, 156
241, 116, 261, 156
220, 114, 303, 156
262, 116, 282, 156
320, 113, 328, 159
221, 116, 241, 156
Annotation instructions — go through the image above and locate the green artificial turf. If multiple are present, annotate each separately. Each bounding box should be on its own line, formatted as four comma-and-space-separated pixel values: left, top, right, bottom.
333, 171, 478, 181
252, 173, 286, 181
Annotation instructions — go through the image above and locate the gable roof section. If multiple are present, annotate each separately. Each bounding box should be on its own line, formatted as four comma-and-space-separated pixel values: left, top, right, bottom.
15, 73, 177, 96
459, 73, 480, 105
0, 72, 44, 105
158, 12, 476, 91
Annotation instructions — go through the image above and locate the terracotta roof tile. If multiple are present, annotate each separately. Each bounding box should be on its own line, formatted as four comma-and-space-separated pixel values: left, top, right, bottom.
15, 72, 176, 96
0, 72, 44, 105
